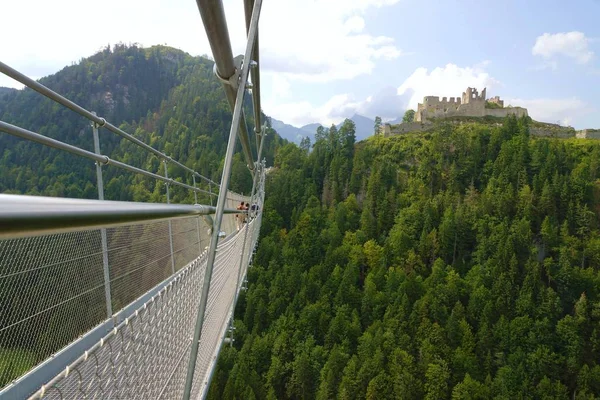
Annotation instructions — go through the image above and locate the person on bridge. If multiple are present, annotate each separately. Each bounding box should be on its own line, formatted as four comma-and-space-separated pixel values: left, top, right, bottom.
236, 201, 245, 231
243, 203, 250, 224
250, 203, 259, 219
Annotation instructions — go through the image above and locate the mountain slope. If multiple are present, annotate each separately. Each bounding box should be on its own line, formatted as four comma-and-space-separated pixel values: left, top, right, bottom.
0, 44, 284, 201
300, 123, 322, 135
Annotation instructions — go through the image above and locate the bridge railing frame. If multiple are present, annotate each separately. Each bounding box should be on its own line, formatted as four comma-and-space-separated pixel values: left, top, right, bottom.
182, 0, 265, 397
0, 0, 266, 397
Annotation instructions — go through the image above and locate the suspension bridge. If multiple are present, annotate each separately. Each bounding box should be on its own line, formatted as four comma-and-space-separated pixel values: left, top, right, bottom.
0, 0, 265, 398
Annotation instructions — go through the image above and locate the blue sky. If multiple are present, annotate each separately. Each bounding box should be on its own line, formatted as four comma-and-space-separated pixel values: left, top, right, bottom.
1, 0, 598, 129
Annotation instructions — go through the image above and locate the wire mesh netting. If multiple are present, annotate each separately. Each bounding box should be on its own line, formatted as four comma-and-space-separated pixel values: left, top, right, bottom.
193, 211, 263, 400
31, 216, 261, 400
106, 217, 208, 311
0, 230, 109, 389
0, 185, 263, 399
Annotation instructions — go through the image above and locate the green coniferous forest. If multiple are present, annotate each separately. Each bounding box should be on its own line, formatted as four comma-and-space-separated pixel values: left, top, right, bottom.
0, 44, 282, 201
208, 117, 600, 399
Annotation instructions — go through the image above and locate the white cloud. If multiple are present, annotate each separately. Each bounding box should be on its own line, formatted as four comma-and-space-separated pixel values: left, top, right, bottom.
505, 97, 589, 126
264, 84, 413, 126
266, 94, 360, 127
0, 0, 404, 88
271, 75, 291, 99
344, 16, 366, 34
0, 0, 208, 88
532, 32, 594, 64
397, 63, 500, 110
357, 86, 411, 120
253, 0, 404, 83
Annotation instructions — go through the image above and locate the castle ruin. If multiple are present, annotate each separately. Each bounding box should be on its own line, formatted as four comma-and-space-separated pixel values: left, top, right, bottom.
415, 87, 528, 122
380, 86, 599, 140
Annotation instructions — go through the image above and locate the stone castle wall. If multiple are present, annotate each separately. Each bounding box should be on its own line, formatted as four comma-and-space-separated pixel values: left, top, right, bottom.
485, 107, 529, 119
416, 101, 527, 122
416, 87, 528, 123
385, 122, 432, 136
383, 120, 579, 139
416, 96, 470, 121
488, 96, 504, 107
530, 126, 575, 139
576, 129, 600, 139
381, 124, 391, 137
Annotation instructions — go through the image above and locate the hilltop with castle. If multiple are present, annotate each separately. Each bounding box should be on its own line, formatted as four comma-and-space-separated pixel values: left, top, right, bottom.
382, 87, 600, 139
416, 87, 527, 122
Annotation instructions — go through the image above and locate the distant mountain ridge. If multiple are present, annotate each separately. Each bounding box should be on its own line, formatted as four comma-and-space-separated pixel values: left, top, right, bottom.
270, 113, 393, 144
269, 119, 317, 143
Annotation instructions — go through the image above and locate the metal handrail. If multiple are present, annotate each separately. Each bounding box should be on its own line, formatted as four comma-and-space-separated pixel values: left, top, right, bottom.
0, 194, 242, 239
195, 0, 256, 172
0, 120, 214, 196
0, 61, 219, 188
244, 0, 263, 149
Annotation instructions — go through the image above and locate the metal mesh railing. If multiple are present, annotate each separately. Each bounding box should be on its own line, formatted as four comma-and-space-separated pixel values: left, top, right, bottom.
194, 210, 263, 399
105, 217, 207, 312
0, 199, 253, 396
0, 230, 109, 387
25, 215, 261, 400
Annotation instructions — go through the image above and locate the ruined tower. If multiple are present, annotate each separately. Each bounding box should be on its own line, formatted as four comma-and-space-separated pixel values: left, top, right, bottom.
461, 87, 486, 104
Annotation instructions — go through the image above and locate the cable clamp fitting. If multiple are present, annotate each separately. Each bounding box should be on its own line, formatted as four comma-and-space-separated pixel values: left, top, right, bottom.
213, 63, 240, 87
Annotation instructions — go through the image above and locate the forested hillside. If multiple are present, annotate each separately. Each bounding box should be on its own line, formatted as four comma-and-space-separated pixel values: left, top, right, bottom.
208, 116, 600, 399
0, 44, 283, 202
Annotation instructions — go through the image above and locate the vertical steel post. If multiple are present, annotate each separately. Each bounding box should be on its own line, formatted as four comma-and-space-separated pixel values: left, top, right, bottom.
182, 0, 263, 397
91, 112, 113, 319
192, 175, 199, 205
164, 160, 176, 274
193, 176, 203, 257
